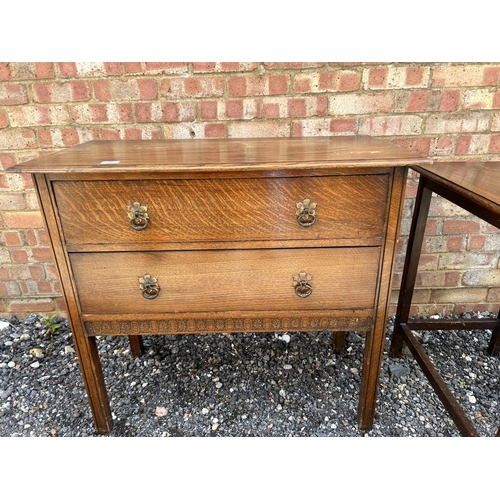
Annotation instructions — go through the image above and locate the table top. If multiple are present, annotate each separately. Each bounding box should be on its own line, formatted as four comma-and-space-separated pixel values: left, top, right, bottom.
8, 136, 431, 174
412, 162, 500, 216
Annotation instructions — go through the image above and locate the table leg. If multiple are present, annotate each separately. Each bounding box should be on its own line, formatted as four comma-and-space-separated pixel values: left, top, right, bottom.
71, 325, 113, 434
390, 177, 433, 358
332, 331, 346, 353
129, 335, 144, 356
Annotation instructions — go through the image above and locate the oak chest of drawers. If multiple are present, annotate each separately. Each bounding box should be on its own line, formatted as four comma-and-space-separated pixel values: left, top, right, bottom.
10, 136, 430, 434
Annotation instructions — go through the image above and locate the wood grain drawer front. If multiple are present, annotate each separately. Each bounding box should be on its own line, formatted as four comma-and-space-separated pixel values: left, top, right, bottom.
70, 247, 380, 315
54, 175, 389, 245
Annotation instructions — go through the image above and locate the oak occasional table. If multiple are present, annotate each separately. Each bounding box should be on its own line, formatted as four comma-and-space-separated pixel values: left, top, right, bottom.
390, 161, 500, 437
9, 136, 429, 434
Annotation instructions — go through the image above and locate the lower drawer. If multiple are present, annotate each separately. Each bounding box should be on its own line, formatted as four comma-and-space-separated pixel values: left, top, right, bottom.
70, 247, 380, 315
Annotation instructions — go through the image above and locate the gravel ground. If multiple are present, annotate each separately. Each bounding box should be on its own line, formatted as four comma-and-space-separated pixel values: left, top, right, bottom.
0, 312, 499, 438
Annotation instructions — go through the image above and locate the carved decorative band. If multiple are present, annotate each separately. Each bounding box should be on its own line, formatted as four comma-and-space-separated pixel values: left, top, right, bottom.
85, 314, 372, 336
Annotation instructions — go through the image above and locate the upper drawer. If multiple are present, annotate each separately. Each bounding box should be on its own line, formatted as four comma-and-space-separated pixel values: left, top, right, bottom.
53, 175, 389, 245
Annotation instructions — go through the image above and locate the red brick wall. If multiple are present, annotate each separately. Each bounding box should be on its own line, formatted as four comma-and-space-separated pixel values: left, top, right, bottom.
1, 62, 500, 318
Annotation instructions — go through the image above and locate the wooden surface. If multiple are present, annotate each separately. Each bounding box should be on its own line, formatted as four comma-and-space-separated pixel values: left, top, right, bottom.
70, 247, 380, 315
8, 136, 431, 174
412, 161, 500, 208
12, 137, 425, 433
53, 174, 389, 246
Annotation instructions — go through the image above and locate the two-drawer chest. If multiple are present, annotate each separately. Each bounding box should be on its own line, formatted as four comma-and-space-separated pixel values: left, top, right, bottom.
9, 136, 430, 434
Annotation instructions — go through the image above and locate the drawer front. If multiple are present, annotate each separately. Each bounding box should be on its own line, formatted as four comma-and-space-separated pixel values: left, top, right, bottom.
70, 247, 380, 315
54, 175, 389, 245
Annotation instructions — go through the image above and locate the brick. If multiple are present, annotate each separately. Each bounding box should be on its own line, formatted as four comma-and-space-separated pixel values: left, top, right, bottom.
365, 66, 430, 89
57, 63, 77, 77
32, 81, 91, 103
294, 71, 360, 93
482, 232, 500, 251
442, 219, 481, 234
34, 63, 55, 78
431, 136, 454, 156
9, 105, 72, 127
292, 119, 350, 137
394, 90, 430, 113
8, 299, 55, 314
0, 247, 11, 263
445, 271, 461, 286
0, 62, 12, 80
359, 115, 423, 136
3, 211, 43, 229
467, 234, 487, 250
31, 247, 54, 262
438, 90, 461, 111
288, 98, 307, 117
0, 109, 8, 128
8, 63, 38, 80
227, 75, 290, 97
328, 93, 393, 115
462, 89, 494, 110
447, 236, 466, 251
415, 271, 447, 287
406, 67, 429, 86
482, 66, 500, 86
222, 99, 261, 120
0, 129, 37, 149
71, 103, 134, 124
95, 78, 158, 101
263, 63, 325, 70
125, 62, 188, 75
438, 252, 497, 270
423, 236, 451, 253
63, 62, 121, 78
0, 153, 16, 169
0, 192, 26, 210
330, 118, 357, 134
162, 77, 224, 98
487, 288, 500, 302
425, 112, 489, 134
199, 101, 218, 120
430, 287, 487, 304
228, 121, 289, 138
204, 123, 226, 138
39, 127, 97, 148
11, 249, 28, 263
488, 135, 500, 153
3, 231, 22, 246
432, 65, 498, 87
0, 83, 28, 105
392, 137, 431, 156
455, 135, 471, 155
462, 269, 500, 286
135, 102, 196, 123
225, 100, 244, 119
193, 62, 258, 73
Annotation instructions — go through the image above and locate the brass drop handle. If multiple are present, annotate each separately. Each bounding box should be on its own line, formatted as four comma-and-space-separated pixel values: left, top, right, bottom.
293, 271, 313, 298
127, 201, 149, 231
295, 198, 317, 227
139, 274, 160, 300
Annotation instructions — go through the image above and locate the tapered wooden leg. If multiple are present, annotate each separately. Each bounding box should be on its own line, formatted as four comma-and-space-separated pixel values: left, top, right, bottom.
332, 331, 346, 353
129, 335, 144, 356
358, 167, 408, 431
390, 177, 433, 358
71, 330, 113, 434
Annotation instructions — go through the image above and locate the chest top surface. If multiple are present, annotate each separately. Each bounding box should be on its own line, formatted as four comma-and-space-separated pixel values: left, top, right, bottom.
9, 136, 431, 174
